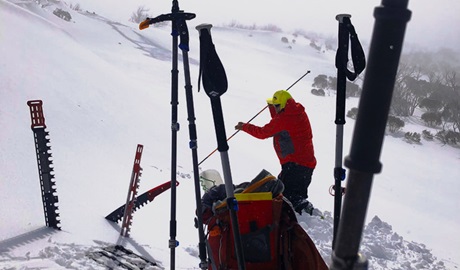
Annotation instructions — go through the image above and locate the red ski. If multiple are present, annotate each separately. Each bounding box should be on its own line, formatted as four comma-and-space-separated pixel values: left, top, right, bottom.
105, 180, 178, 223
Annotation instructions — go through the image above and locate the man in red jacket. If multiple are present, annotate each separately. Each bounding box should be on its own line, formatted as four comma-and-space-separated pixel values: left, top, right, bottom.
235, 90, 318, 215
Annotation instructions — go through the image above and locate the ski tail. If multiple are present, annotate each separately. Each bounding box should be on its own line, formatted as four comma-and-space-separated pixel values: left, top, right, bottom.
105, 181, 177, 223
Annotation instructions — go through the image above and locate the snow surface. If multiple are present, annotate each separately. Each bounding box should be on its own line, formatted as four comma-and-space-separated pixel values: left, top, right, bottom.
1, 1, 459, 269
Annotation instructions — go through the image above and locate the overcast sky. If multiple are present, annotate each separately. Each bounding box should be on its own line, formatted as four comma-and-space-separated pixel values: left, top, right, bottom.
75, 0, 459, 51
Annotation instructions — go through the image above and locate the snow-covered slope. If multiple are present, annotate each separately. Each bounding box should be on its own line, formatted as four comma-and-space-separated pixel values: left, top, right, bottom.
1, 1, 459, 269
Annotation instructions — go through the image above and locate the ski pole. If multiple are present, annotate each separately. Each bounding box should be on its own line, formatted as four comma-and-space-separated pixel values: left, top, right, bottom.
332, 15, 350, 249
171, 10, 210, 270
196, 23, 246, 270
332, 14, 366, 249
177, 17, 210, 270
198, 70, 310, 166
331, 0, 411, 269
139, 2, 197, 269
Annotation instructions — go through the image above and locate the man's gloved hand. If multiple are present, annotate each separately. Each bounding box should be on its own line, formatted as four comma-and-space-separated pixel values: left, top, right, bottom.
235, 122, 244, 130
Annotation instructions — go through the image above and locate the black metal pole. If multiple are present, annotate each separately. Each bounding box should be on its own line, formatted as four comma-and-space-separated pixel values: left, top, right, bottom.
167, 3, 181, 268
331, 0, 411, 269
138, 1, 197, 268
169, 15, 179, 270
332, 14, 350, 249
175, 14, 209, 270
211, 97, 246, 270
196, 24, 246, 270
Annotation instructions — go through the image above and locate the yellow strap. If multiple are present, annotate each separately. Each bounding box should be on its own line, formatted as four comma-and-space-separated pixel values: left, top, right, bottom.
242, 175, 276, 193
215, 175, 276, 210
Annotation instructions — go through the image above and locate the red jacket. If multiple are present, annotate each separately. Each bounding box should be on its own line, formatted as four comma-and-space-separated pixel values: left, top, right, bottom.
242, 98, 316, 169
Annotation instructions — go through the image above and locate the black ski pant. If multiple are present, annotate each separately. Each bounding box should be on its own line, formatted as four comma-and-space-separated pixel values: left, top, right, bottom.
278, 162, 314, 209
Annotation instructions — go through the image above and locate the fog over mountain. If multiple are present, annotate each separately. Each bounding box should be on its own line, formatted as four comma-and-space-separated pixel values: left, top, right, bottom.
73, 0, 460, 52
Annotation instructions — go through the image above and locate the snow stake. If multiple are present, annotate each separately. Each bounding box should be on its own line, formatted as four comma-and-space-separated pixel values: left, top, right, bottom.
331, 0, 411, 269
120, 144, 144, 237
27, 100, 61, 230
332, 14, 366, 248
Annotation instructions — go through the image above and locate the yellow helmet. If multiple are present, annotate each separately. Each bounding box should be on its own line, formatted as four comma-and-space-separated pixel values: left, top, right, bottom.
266, 90, 292, 110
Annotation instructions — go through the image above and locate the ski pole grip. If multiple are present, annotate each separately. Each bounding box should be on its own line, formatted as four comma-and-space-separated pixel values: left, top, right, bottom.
335, 15, 350, 126
196, 23, 213, 36
336, 14, 351, 23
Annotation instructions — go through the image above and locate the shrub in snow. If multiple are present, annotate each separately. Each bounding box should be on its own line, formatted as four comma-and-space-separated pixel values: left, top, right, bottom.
347, 107, 358, 120
421, 112, 442, 127
53, 8, 71, 21
404, 132, 421, 144
311, 88, 325, 97
436, 130, 460, 145
312, 74, 328, 90
387, 115, 405, 133
310, 41, 321, 51
419, 98, 443, 113
130, 6, 150, 24
422, 129, 434, 140
259, 24, 282, 32
69, 3, 80, 11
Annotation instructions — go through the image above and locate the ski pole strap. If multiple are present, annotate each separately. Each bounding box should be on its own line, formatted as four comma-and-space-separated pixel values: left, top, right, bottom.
335, 15, 366, 81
